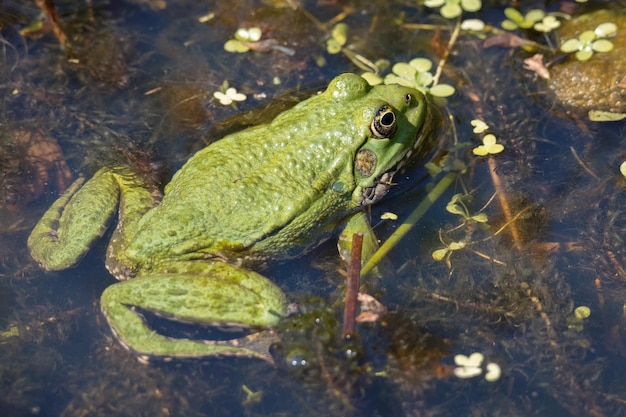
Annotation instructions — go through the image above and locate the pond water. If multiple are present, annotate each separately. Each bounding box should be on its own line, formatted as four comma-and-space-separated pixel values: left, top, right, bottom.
1, 1, 626, 416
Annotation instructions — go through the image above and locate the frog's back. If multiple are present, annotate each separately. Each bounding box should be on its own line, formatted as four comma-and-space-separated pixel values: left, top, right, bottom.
127, 98, 361, 264
124, 73, 431, 267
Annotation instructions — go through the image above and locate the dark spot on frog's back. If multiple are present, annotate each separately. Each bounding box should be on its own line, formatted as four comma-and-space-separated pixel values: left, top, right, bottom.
166, 288, 188, 297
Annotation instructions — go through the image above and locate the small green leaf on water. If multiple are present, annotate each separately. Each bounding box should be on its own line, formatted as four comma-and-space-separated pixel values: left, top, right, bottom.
424, 0, 445, 7
432, 248, 449, 261
416, 71, 434, 87
326, 38, 342, 54
446, 203, 466, 216
620, 161, 626, 178
331, 23, 348, 46
430, 84, 455, 97
441, 3, 462, 19
409, 57, 433, 72
214, 86, 247, 105
461, 19, 485, 31
471, 212, 489, 223
574, 306, 591, 320
588, 110, 626, 122
579, 30, 597, 43
461, 0, 482, 13
392, 62, 417, 80
503, 8, 523, 24
501, 19, 518, 31
560, 38, 580, 53
381, 212, 398, 220
525, 9, 545, 24
383, 74, 413, 88
448, 241, 466, 250
575, 49, 593, 61
473, 134, 504, 156
235, 27, 262, 42
361, 72, 383, 86
471, 119, 489, 133
224, 39, 250, 53
484, 362, 502, 382
455, 352, 483, 367
592, 39, 613, 53
595, 22, 617, 37
534, 15, 560, 32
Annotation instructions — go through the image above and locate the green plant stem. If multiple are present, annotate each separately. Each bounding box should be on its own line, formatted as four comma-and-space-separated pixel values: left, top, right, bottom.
432, 19, 461, 86
361, 171, 457, 276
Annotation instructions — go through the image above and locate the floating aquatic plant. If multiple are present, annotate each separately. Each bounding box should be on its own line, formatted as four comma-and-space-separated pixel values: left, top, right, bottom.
432, 193, 489, 263
588, 110, 626, 122
378, 58, 455, 97
501, 8, 544, 30
453, 352, 483, 378
424, 0, 482, 19
470, 118, 488, 133
473, 134, 504, 156
534, 15, 561, 33
470, 119, 504, 156
566, 306, 591, 332
445, 193, 488, 223
213, 81, 247, 106
501, 8, 565, 33
224, 27, 263, 53
326, 23, 348, 54
380, 212, 398, 220
453, 352, 501, 381
432, 240, 466, 263
460, 18, 485, 32
560, 22, 616, 61
620, 161, 626, 178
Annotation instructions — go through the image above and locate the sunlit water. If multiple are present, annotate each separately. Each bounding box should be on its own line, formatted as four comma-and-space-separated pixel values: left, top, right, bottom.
1, 1, 625, 416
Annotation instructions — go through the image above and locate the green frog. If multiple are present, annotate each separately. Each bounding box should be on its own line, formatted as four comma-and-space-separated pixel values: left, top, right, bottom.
27, 73, 435, 360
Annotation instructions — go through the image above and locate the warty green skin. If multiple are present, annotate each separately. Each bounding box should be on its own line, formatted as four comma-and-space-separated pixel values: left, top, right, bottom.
27, 73, 432, 360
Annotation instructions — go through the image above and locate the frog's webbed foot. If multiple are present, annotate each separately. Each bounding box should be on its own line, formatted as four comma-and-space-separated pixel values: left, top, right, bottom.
100, 263, 286, 360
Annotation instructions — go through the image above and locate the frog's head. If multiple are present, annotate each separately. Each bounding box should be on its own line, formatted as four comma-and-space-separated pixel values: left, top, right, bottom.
327, 73, 438, 206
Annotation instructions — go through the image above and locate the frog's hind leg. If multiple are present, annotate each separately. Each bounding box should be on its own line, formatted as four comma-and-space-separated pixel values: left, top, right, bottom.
100, 264, 287, 360
28, 168, 158, 272
28, 169, 121, 270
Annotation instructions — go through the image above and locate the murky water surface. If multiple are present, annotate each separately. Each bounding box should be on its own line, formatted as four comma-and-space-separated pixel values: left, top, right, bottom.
1, 1, 626, 416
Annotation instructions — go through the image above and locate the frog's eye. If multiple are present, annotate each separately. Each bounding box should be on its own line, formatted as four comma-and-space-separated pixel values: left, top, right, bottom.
370, 105, 397, 139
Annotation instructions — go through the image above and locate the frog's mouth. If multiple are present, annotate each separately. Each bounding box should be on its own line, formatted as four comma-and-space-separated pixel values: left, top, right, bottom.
360, 170, 395, 206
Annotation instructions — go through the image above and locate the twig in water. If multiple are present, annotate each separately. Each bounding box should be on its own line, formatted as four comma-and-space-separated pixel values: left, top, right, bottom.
342, 232, 362, 339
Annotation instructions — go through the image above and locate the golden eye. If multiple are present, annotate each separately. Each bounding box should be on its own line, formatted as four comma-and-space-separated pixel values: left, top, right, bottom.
370, 105, 397, 139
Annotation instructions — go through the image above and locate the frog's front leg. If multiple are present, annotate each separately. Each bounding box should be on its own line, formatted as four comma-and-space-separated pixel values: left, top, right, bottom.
100, 262, 286, 360
338, 211, 392, 278
338, 211, 380, 267
28, 168, 158, 273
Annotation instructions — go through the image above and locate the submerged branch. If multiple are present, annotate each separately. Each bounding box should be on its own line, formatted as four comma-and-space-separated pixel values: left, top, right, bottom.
342, 232, 362, 339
